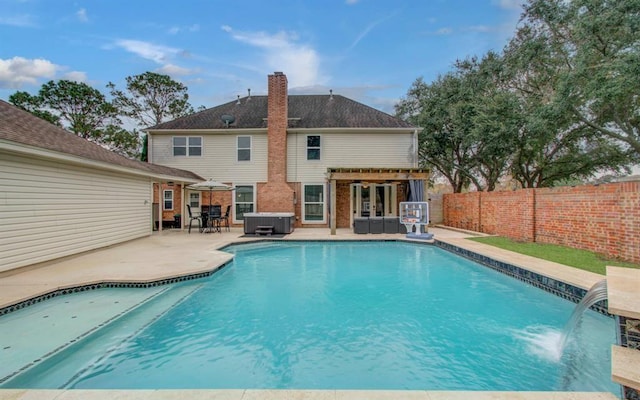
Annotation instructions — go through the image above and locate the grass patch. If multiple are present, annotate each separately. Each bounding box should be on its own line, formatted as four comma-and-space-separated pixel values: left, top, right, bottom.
468, 236, 640, 275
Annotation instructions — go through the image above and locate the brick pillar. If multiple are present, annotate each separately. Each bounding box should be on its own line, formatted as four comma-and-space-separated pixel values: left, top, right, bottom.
260, 72, 295, 213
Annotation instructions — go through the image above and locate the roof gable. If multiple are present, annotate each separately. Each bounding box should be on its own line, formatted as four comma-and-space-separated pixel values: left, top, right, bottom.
147, 94, 416, 131
0, 100, 201, 181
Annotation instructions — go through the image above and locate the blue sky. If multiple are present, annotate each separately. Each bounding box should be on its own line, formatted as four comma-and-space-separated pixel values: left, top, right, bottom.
0, 0, 524, 115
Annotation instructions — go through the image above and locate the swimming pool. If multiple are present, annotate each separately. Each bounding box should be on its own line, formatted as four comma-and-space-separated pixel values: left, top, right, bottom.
0, 241, 617, 392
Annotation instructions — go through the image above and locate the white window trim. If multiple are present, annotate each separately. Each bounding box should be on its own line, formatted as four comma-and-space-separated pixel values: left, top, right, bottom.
237, 135, 252, 162
232, 183, 256, 224
306, 134, 321, 161
188, 192, 201, 209
172, 136, 203, 157
163, 189, 174, 211
302, 183, 326, 224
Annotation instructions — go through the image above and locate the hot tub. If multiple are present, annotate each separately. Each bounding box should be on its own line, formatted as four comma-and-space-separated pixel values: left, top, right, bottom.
243, 212, 296, 234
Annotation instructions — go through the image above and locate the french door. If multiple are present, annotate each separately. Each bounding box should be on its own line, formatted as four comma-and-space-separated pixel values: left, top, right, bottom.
350, 183, 397, 225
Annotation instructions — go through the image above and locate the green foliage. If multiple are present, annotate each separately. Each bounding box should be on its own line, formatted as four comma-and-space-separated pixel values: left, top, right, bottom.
38, 80, 119, 141
140, 133, 148, 162
523, 0, 640, 156
396, 0, 637, 191
397, 53, 523, 192
397, 73, 475, 192
10, 80, 140, 157
108, 71, 194, 128
468, 236, 640, 274
9, 90, 61, 126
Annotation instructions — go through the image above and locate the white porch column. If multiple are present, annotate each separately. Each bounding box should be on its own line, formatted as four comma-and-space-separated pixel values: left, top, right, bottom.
330, 178, 337, 235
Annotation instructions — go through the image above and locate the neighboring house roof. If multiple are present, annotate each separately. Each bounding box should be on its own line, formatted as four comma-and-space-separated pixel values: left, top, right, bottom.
147, 94, 417, 130
0, 100, 202, 182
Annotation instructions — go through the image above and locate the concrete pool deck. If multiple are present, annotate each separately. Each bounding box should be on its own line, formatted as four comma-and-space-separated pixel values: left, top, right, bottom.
0, 226, 636, 400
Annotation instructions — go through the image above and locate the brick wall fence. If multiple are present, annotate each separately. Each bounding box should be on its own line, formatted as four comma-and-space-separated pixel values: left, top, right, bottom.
443, 181, 640, 263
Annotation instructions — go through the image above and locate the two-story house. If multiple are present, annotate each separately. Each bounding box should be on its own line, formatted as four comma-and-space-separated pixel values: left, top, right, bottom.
146, 72, 428, 234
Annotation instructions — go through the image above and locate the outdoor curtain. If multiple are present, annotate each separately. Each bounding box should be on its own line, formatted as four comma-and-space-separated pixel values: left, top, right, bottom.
408, 180, 424, 202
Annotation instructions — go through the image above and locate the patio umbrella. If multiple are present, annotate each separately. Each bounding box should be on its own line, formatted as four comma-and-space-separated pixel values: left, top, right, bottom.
187, 179, 235, 211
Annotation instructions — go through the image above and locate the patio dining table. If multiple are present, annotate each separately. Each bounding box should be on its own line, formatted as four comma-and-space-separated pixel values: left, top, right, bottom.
201, 208, 222, 233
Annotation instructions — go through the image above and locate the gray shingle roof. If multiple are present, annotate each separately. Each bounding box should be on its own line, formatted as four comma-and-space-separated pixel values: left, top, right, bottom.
0, 100, 202, 181
147, 94, 416, 130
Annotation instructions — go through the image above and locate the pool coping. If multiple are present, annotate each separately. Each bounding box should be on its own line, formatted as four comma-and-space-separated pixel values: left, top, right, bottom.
0, 229, 633, 399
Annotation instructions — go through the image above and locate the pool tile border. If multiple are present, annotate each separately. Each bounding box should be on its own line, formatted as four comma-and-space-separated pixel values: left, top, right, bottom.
226, 238, 609, 315
0, 266, 228, 317
434, 240, 609, 315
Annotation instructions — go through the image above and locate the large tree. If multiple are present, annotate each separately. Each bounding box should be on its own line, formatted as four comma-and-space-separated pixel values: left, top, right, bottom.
456, 53, 520, 191
396, 0, 636, 191
519, 0, 640, 157
396, 74, 478, 192
502, 1, 633, 187
9, 80, 140, 157
396, 54, 518, 192
108, 72, 194, 128
509, 96, 629, 188
8, 90, 61, 127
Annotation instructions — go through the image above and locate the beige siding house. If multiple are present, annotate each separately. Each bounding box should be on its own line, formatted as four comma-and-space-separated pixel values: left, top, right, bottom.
0, 100, 202, 273
146, 72, 429, 233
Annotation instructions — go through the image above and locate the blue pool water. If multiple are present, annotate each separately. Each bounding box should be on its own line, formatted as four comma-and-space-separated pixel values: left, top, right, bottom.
2, 241, 617, 392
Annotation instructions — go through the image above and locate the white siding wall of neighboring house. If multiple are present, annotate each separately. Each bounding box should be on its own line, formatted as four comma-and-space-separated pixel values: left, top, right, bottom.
150, 132, 268, 182
0, 152, 152, 273
287, 131, 415, 182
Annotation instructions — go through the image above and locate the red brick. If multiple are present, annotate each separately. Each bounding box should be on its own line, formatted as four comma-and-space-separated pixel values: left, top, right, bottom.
443, 181, 640, 263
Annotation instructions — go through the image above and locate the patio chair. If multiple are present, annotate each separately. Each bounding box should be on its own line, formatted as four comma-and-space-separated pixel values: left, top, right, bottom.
186, 205, 201, 234
220, 205, 231, 232
209, 204, 222, 233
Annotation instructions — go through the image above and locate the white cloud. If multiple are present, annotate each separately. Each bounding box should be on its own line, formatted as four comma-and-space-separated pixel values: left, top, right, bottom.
436, 27, 453, 35
168, 24, 199, 35
0, 57, 59, 89
114, 39, 181, 64
347, 16, 389, 53
492, 0, 524, 10
76, 8, 88, 23
221, 26, 322, 88
0, 14, 36, 27
346, 0, 359, 4
61, 70, 88, 82
467, 25, 492, 33
156, 64, 196, 76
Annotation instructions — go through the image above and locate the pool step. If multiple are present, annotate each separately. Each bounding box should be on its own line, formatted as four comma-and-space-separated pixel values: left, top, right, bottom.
255, 225, 274, 236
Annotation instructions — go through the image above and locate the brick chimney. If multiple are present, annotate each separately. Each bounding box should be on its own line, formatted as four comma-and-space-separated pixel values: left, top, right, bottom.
267, 72, 288, 183
259, 72, 295, 213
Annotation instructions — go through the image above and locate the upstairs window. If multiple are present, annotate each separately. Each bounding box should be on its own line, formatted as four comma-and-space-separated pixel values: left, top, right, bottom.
307, 135, 321, 160
237, 136, 251, 161
173, 136, 202, 156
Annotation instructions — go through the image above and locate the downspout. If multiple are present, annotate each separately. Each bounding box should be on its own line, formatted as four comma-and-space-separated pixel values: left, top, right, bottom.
330, 178, 337, 235
157, 180, 163, 232
413, 129, 418, 168
180, 183, 185, 230
147, 132, 153, 163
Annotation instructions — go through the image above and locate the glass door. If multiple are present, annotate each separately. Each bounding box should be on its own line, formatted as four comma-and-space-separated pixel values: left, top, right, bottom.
351, 183, 398, 225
